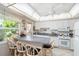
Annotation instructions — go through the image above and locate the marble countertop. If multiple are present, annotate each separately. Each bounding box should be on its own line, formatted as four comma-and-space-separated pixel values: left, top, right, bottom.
33, 35, 51, 38
16, 35, 51, 45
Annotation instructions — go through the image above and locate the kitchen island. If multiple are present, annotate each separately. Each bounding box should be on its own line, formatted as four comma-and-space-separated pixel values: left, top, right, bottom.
15, 35, 53, 56
16, 35, 51, 47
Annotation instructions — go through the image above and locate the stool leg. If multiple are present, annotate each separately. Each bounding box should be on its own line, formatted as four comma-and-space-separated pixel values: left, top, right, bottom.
14, 50, 17, 56
23, 52, 26, 56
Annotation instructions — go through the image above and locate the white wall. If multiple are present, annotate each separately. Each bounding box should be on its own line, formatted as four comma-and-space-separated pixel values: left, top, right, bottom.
0, 41, 10, 56
35, 19, 79, 30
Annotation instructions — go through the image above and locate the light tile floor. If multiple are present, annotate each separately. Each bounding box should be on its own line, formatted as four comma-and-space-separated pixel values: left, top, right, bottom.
8, 48, 74, 56
52, 48, 74, 56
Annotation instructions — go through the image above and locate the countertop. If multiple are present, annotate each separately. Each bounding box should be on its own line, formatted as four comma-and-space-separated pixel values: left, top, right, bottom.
15, 35, 52, 49
16, 35, 51, 45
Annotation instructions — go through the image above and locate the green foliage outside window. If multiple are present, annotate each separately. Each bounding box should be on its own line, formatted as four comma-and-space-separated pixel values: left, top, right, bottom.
2, 20, 18, 38
3, 20, 17, 27
0, 29, 5, 41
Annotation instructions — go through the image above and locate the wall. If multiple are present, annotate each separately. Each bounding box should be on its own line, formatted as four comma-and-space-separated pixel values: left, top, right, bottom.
0, 41, 10, 56
35, 19, 79, 30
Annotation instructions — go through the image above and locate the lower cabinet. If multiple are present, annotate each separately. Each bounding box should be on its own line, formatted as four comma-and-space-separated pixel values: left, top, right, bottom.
0, 41, 10, 56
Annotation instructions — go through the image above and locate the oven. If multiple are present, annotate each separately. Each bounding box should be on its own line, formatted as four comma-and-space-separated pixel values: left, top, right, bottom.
58, 38, 70, 48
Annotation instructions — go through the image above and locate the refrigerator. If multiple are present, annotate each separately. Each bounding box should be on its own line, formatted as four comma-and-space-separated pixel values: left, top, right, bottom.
74, 22, 79, 56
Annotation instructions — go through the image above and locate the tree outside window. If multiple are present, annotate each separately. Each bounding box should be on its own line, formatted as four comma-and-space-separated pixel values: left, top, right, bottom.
0, 19, 18, 41
2, 19, 18, 39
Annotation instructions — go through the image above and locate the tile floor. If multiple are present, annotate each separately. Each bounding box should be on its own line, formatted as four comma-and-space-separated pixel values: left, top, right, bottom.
52, 48, 74, 56
8, 48, 74, 56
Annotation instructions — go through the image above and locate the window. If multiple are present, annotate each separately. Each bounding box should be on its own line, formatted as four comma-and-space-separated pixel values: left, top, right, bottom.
26, 23, 32, 33
0, 17, 4, 41
0, 14, 19, 41
2, 19, 18, 39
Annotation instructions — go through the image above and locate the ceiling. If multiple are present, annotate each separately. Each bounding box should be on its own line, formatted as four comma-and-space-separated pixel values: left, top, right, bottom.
1, 3, 79, 21
29, 3, 74, 16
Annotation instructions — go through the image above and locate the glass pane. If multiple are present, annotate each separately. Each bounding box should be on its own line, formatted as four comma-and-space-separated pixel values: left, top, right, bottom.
26, 23, 32, 33
33, 12, 40, 20
13, 3, 34, 16
2, 20, 18, 28
2, 20, 18, 38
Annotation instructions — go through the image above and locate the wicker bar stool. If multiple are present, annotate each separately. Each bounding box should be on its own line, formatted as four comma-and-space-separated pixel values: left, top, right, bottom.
7, 39, 17, 56
16, 41, 26, 56
24, 44, 42, 56
42, 43, 53, 56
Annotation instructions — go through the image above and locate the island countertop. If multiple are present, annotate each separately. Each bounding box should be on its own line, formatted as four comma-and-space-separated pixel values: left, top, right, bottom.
15, 35, 52, 48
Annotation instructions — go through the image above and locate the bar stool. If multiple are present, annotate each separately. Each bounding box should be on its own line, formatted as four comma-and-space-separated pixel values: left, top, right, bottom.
43, 44, 52, 56
50, 41, 55, 49
16, 41, 26, 56
7, 39, 17, 56
24, 44, 42, 56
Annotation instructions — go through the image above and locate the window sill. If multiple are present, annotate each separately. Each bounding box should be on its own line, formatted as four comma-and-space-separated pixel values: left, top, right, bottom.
0, 40, 7, 45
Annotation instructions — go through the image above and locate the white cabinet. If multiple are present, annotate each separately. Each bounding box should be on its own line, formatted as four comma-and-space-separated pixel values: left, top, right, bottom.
51, 37, 73, 49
